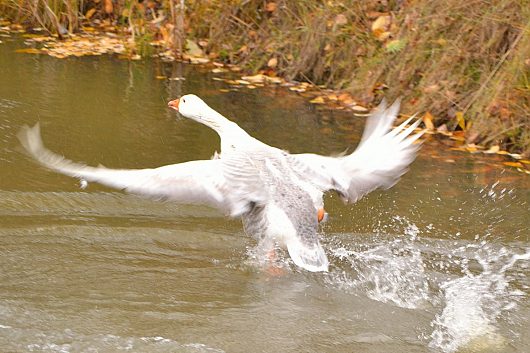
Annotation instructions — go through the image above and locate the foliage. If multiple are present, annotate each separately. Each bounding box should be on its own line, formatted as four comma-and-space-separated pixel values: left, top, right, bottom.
1, 0, 529, 155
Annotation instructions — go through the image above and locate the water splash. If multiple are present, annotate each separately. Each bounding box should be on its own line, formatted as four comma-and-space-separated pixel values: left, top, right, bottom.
428, 247, 529, 353
329, 219, 431, 309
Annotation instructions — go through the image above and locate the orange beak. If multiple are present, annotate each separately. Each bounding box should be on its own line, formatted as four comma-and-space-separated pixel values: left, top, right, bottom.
168, 98, 180, 111
317, 208, 325, 223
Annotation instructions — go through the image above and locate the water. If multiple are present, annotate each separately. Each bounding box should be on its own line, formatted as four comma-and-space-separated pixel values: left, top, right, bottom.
1, 35, 529, 352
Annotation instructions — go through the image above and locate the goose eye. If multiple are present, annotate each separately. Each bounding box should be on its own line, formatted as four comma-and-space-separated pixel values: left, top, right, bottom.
182, 98, 186, 103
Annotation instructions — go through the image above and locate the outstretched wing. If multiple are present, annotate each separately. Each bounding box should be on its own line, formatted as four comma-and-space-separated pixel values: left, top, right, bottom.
18, 124, 267, 216
292, 99, 423, 203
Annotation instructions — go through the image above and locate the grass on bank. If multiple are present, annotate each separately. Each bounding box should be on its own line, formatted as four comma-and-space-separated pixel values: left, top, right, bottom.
1, 0, 528, 156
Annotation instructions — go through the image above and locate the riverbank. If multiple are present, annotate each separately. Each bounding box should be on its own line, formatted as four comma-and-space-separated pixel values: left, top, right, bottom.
1, 0, 528, 158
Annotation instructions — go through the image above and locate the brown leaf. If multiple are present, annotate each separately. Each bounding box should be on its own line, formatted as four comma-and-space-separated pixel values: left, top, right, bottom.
104, 0, 113, 14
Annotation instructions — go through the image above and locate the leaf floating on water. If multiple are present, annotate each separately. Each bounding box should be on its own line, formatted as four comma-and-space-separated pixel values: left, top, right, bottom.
15, 48, 41, 54
310, 96, 325, 104
352, 105, 368, 112
156, 76, 166, 80
503, 162, 524, 168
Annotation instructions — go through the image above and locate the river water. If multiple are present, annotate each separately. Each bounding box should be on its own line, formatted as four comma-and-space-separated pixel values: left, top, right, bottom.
0, 36, 529, 353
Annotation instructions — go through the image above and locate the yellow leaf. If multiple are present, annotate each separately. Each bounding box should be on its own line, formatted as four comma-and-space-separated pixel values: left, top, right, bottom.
455, 111, 466, 130
241, 74, 265, 83
503, 162, 523, 168
15, 48, 41, 54
484, 145, 500, 154
423, 112, 435, 130
155, 75, 166, 79
85, 8, 97, 19
371, 15, 391, 40
310, 96, 325, 104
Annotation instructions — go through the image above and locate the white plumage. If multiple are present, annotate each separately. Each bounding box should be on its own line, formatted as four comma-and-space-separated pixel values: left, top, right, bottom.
18, 94, 423, 272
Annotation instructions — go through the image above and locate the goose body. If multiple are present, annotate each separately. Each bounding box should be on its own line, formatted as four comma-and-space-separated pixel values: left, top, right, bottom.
18, 94, 423, 272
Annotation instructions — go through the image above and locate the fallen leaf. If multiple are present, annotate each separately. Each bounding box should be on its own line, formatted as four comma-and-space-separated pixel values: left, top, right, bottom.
104, 0, 113, 14
265, 2, 277, 12
267, 57, 278, 68
85, 8, 97, 20
503, 162, 523, 168
156, 75, 166, 80
334, 14, 348, 26
455, 111, 466, 130
484, 145, 500, 154
371, 15, 392, 40
189, 57, 209, 64
310, 96, 325, 104
423, 112, 435, 130
241, 74, 265, 83
352, 105, 368, 112
338, 92, 355, 105
15, 48, 41, 54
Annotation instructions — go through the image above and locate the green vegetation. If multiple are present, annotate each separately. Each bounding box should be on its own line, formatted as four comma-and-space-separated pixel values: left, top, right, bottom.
1, 0, 529, 155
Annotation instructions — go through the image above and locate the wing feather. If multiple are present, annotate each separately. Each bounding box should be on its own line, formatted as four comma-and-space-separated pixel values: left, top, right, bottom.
292, 99, 423, 203
18, 124, 266, 216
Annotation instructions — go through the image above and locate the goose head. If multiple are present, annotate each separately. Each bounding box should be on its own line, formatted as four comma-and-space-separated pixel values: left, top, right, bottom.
168, 94, 223, 128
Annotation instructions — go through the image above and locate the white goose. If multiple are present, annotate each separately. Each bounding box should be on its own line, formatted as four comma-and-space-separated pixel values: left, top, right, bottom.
18, 94, 423, 272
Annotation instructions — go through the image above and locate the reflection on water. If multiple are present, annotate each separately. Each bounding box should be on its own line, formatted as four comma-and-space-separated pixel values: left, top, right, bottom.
1, 36, 529, 352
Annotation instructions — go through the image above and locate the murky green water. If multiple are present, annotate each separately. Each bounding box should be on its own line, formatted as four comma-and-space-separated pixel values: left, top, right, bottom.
1, 35, 529, 353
